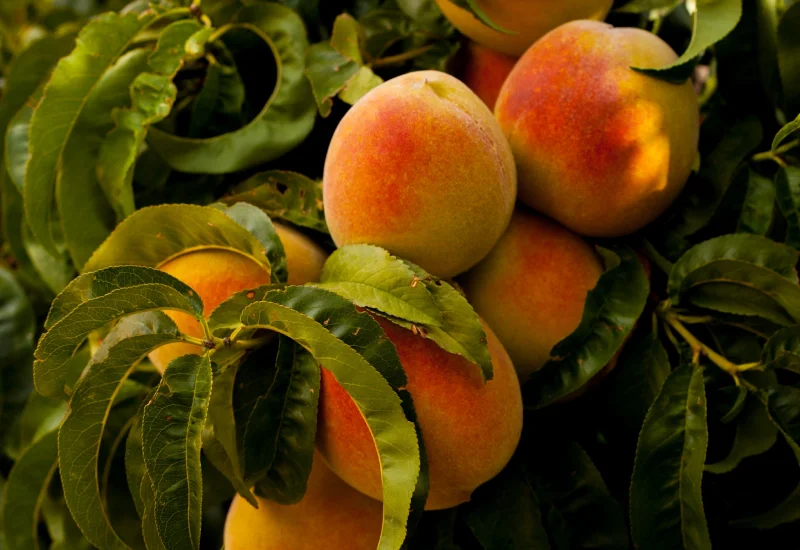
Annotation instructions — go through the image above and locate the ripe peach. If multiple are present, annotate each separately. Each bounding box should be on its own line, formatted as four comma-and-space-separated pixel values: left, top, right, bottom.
317, 316, 523, 510
458, 41, 517, 110
223, 454, 382, 550
495, 21, 700, 237
459, 209, 603, 381
149, 225, 326, 372
274, 223, 327, 286
435, 0, 613, 56
323, 70, 516, 278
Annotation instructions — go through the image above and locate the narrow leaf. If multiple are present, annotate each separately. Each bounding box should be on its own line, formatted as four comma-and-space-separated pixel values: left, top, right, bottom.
630, 365, 711, 550
706, 395, 778, 474
246, 337, 320, 503
525, 246, 648, 407
0, 430, 58, 550
222, 170, 328, 233
98, 19, 203, 220
34, 266, 204, 397
24, 11, 156, 252
317, 244, 444, 327
736, 168, 775, 235
59, 312, 182, 549
466, 459, 551, 550
778, 1, 800, 117
241, 287, 419, 550
146, 4, 316, 173
634, 0, 743, 82
142, 354, 212, 550
775, 166, 800, 249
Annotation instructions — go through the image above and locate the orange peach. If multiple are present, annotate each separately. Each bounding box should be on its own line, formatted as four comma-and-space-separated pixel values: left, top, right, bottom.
458, 41, 517, 110
317, 316, 522, 510
323, 70, 516, 278
495, 20, 700, 237
459, 209, 603, 381
149, 226, 326, 372
223, 454, 382, 550
436, 0, 613, 56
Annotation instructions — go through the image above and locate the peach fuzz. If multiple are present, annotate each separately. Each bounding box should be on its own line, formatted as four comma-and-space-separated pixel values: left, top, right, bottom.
435, 0, 613, 56
323, 70, 516, 279
149, 225, 327, 373
317, 316, 522, 510
223, 454, 382, 550
458, 41, 517, 110
495, 20, 700, 237
459, 209, 604, 381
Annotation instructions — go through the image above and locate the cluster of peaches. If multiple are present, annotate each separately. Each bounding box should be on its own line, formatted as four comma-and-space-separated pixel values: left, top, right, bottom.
151, 1, 700, 548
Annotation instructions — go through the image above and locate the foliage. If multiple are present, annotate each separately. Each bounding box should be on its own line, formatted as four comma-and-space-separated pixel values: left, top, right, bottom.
2, 0, 800, 550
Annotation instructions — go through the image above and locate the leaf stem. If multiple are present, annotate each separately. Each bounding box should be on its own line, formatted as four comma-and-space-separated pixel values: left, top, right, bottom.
662, 313, 756, 382
752, 139, 798, 167
372, 45, 435, 68
640, 238, 674, 274
182, 334, 211, 348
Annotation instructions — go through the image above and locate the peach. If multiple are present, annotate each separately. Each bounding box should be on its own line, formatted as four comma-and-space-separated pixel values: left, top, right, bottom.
458, 209, 603, 381
274, 223, 327, 286
495, 20, 700, 237
223, 453, 382, 550
435, 0, 613, 56
458, 41, 517, 110
317, 316, 522, 510
149, 225, 326, 372
323, 70, 516, 278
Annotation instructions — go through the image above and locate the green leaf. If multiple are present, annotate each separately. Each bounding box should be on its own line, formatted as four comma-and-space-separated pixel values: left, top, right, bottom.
605, 331, 672, 436
34, 265, 204, 397
125, 410, 147, 520
668, 234, 800, 325
207, 283, 283, 337
705, 395, 778, 474
240, 287, 419, 550
97, 19, 204, 221
40, 491, 93, 550
22, 214, 75, 295
24, 11, 156, 254
531, 441, 629, 550
201, 354, 253, 505
1, 173, 44, 293
663, 116, 763, 240
222, 170, 328, 233
317, 244, 443, 327
630, 364, 711, 550
305, 13, 383, 117
140, 463, 168, 550
142, 353, 212, 550
246, 337, 320, 503
146, 4, 316, 173
763, 324, 800, 371
524, 246, 649, 407
616, 0, 683, 14
59, 312, 182, 550
449, 0, 514, 34
0, 31, 77, 171
187, 58, 245, 138
634, 0, 743, 82
733, 387, 800, 528
772, 115, 800, 150
0, 267, 36, 448
393, 260, 493, 380
465, 459, 551, 550
736, 168, 775, 236
4, 86, 38, 193
5, 392, 66, 462
82, 204, 276, 277
0, 430, 58, 550
778, 1, 800, 117
775, 166, 800, 249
